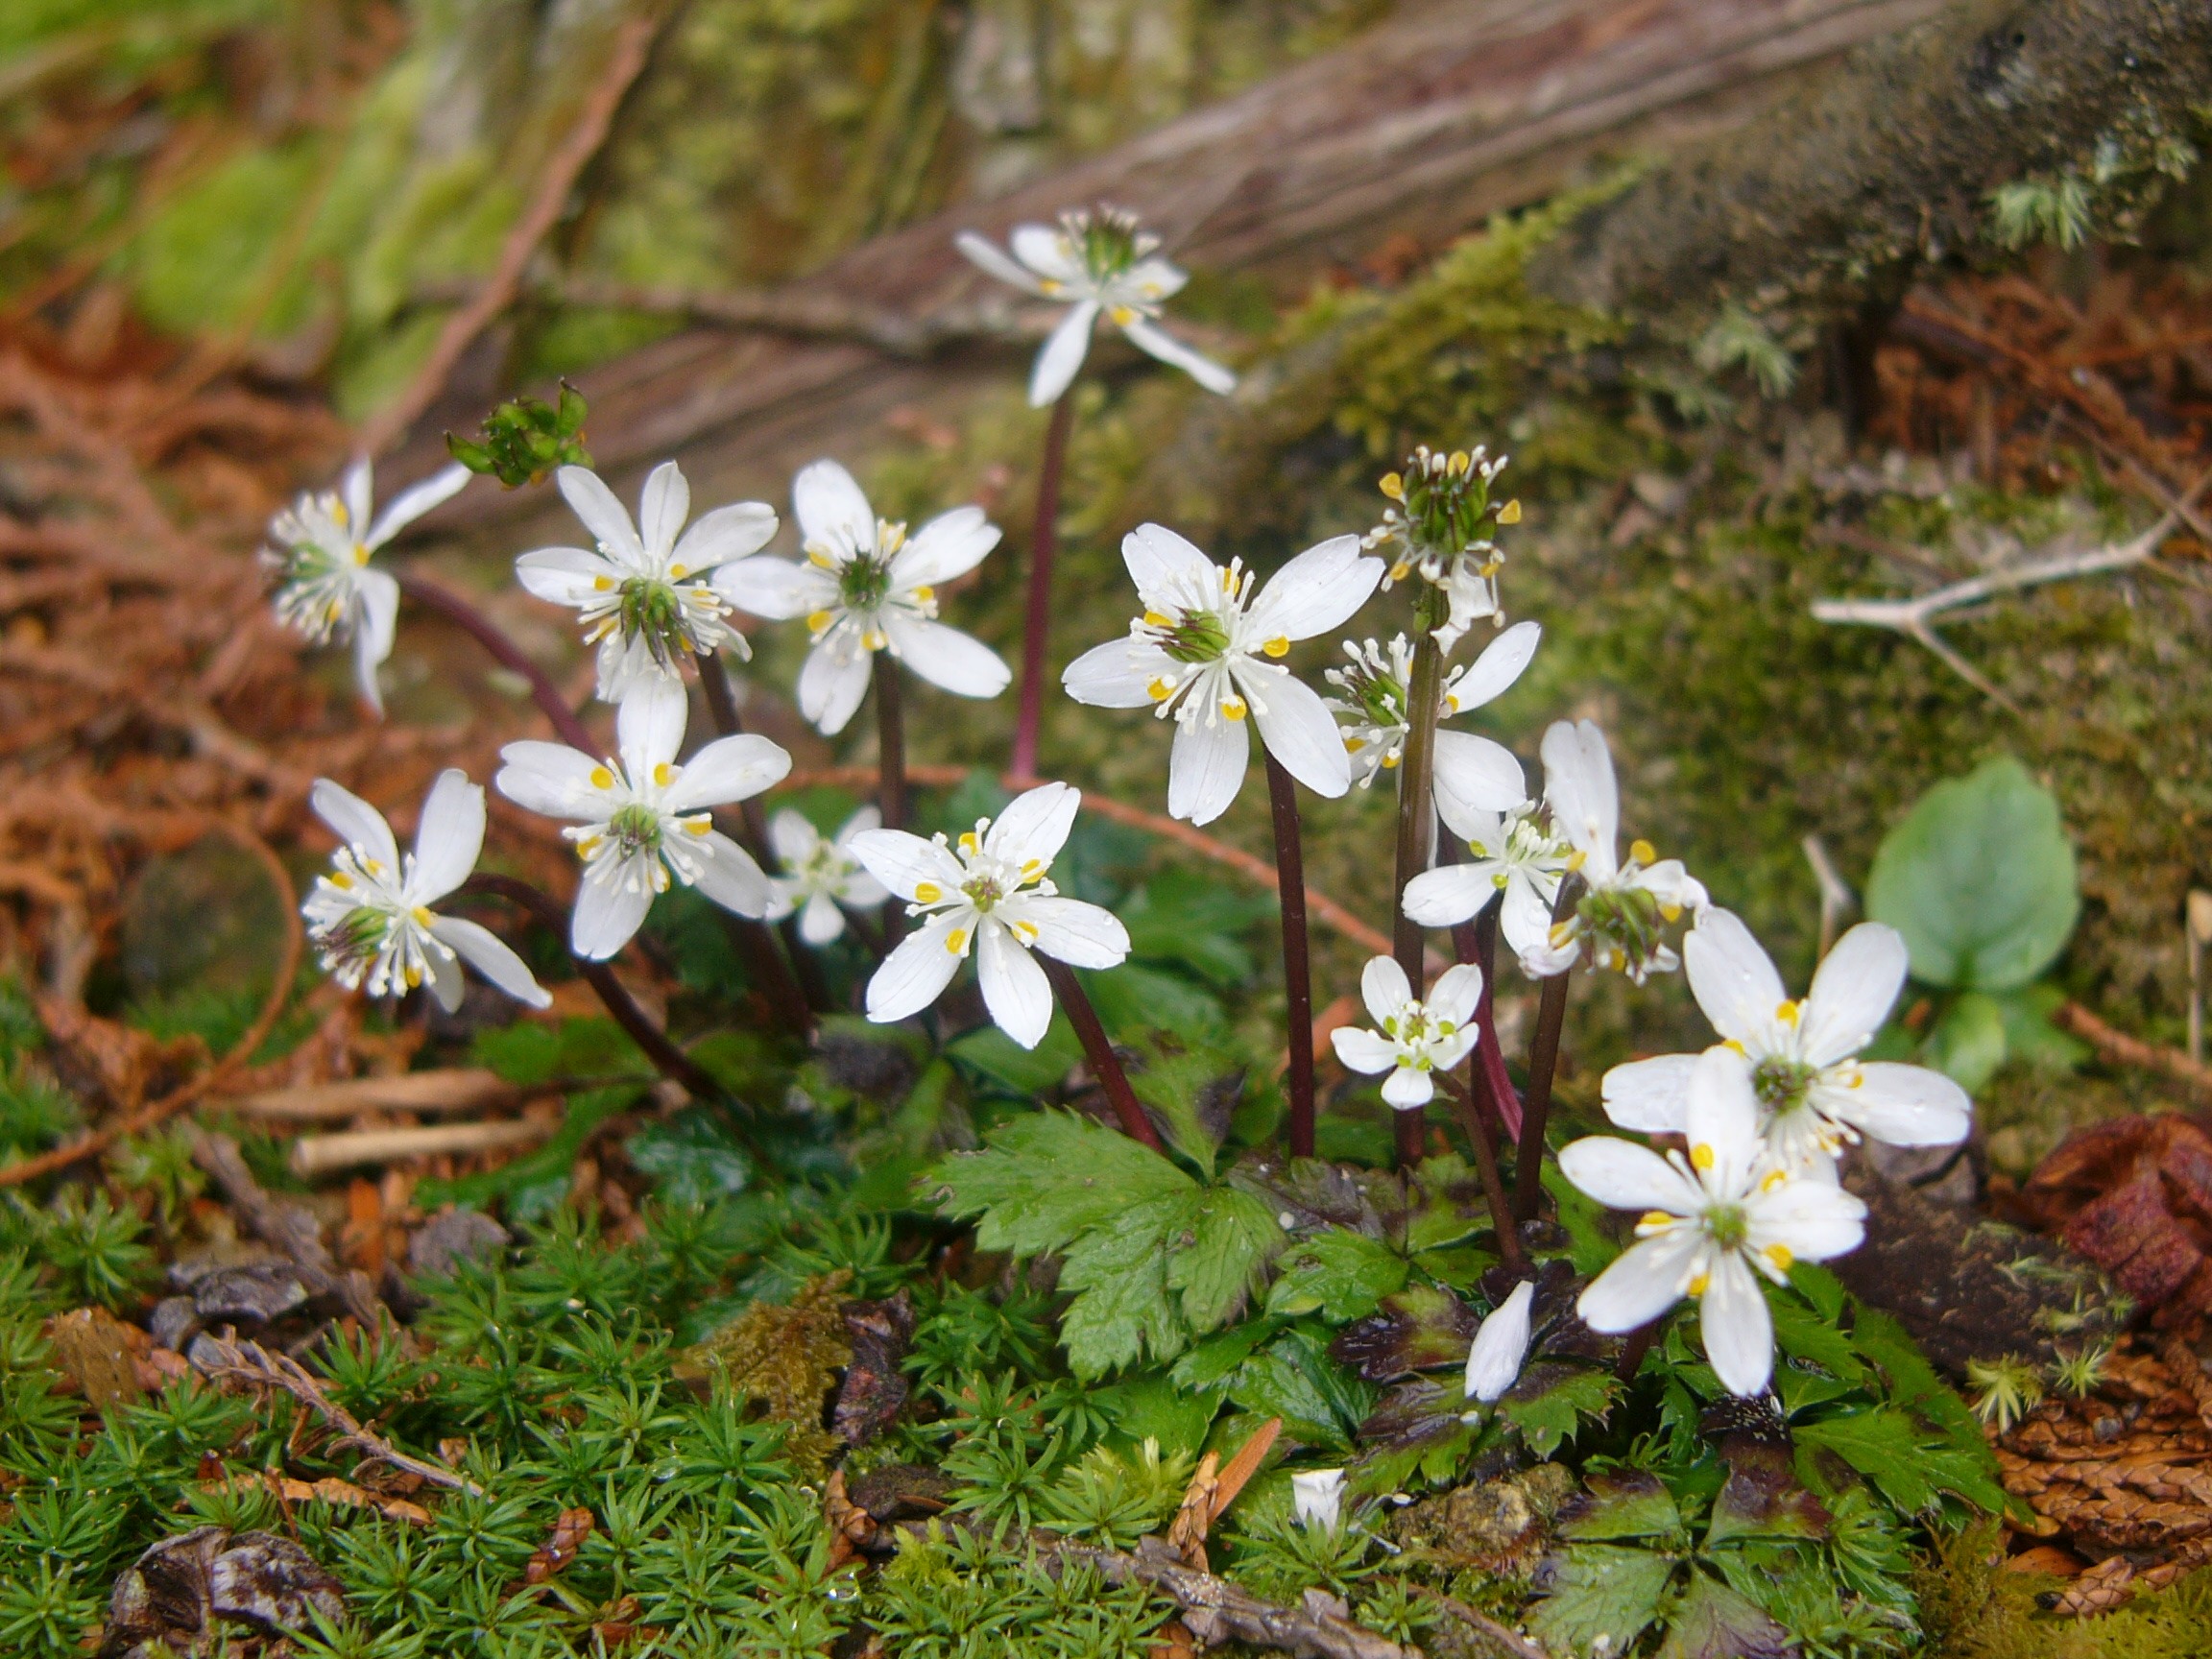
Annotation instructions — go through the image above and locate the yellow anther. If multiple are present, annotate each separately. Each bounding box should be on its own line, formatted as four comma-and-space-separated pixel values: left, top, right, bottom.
912, 585, 933, 603
353, 543, 372, 565
404, 966, 421, 988
1761, 1168, 1789, 1191
1497, 498, 1522, 524
653, 762, 673, 787
1564, 849, 1587, 873
1492, 872, 1509, 889
1014, 921, 1039, 943
1775, 1000, 1800, 1026
1629, 838, 1656, 865
880, 521, 907, 553
1147, 677, 1174, 702
1722, 1038, 1746, 1055
1221, 695, 1248, 721
1381, 752, 1399, 768
1039, 277, 1063, 296
1444, 693, 1462, 713
914, 882, 941, 903
1448, 450, 1471, 474
1379, 472, 1404, 500
1660, 904, 1682, 923
1144, 610, 1171, 626
1766, 1243, 1794, 1271
589, 766, 614, 790
330, 873, 353, 890
1110, 305, 1137, 326
1690, 1143, 1716, 1170
1344, 735, 1363, 752
1021, 860, 1044, 878
332, 501, 349, 527
863, 630, 887, 651
669, 564, 688, 580
592, 574, 613, 591
1638, 1211, 1673, 1231
1687, 1273, 1711, 1298
1478, 560, 1503, 578
959, 831, 980, 854
1388, 560, 1413, 583
1262, 636, 1290, 658
576, 835, 600, 855
807, 547, 837, 568
805, 610, 833, 633
1220, 566, 1237, 593
945, 927, 969, 954
685, 817, 709, 834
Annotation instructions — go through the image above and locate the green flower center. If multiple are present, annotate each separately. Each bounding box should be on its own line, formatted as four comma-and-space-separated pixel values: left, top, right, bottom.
839, 554, 892, 612
328, 906, 393, 960
1071, 208, 1142, 280
617, 576, 689, 663
609, 804, 662, 854
1575, 884, 1667, 964
1752, 1056, 1817, 1116
962, 876, 1003, 912
1706, 1203, 1747, 1251
1151, 610, 1229, 665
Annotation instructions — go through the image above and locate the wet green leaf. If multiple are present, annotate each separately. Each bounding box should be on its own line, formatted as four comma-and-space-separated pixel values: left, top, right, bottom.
1265, 1228, 1408, 1324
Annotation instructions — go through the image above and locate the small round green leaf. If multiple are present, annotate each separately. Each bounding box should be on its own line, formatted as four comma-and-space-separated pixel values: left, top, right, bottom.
1864, 757, 2078, 990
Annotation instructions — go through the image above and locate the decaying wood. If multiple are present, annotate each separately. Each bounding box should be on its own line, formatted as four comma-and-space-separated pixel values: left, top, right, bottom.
228, 1068, 520, 1122
288, 1118, 552, 1178
191, 1133, 381, 1326
395, 0, 1959, 510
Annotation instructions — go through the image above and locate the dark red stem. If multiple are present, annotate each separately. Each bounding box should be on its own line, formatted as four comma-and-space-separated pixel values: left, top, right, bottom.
1042, 957, 1166, 1151
876, 660, 906, 947
397, 570, 597, 755
1438, 1069, 1527, 1277
1011, 392, 1074, 783
1511, 875, 1584, 1225
1463, 893, 1523, 1139
1264, 752, 1318, 1159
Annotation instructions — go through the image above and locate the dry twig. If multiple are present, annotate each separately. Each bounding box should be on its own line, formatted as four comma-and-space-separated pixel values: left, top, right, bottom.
2052, 1000, 2212, 1097
192, 1133, 382, 1326
229, 1068, 519, 1122
290, 1118, 552, 1178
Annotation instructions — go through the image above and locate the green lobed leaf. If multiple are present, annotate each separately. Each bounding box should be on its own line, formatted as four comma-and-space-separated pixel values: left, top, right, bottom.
1653, 1572, 1792, 1659
929, 1113, 1195, 1257
1228, 1328, 1372, 1452
1169, 1188, 1289, 1332
1499, 1362, 1619, 1458
1529, 1544, 1676, 1656
1265, 1229, 1409, 1324
1864, 756, 2079, 991
1056, 1190, 1201, 1377
1703, 1440, 1830, 1548
1558, 1470, 1683, 1543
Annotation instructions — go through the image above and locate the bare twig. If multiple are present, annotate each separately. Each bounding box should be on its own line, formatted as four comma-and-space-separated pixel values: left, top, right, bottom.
2053, 1000, 2212, 1097
1801, 833, 1854, 959
192, 1133, 382, 1327
361, 8, 661, 455
229, 1069, 519, 1122
1415, 1587, 1551, 1659
193, 1332, 481, 1496
290, 1118, 554, 1178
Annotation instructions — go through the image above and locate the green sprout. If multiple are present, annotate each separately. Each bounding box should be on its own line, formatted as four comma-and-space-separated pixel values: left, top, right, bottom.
445, 381, 591, 489
2050, 1340, 2113, 1400
1966, 1355, 2045, 1433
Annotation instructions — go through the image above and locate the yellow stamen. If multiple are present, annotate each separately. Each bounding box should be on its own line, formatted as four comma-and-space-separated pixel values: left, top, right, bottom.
1379, 472, 1404, 500
1660, 903, 1682, 923
1564, 849, 1587, 873
1021, 860, 1044, 878
332, 502, 349, 528
945, 927, 969, 954
1262, 636, 1290, 658
1687, 1273, 1710, 1297
862, 630, 887, 651
669, 564, 688, 580
1722, 1038, 1746, 1055
1147, 677, 1174, 702
1690, 1143, 1716, 1170
592, 574, 613, 591
1448, 450, 1470, 474
912, 585, 933, 603
589, 766, 614, 790
1775, 1000, 1800, 1025
404, 966, 421, 988
1381, 752, 1399, 768
1629, 838, 1656, 865
1220, 566, 1236, 593
914, 882, 941, 903
330, 873, 353, 890
1110, 304, 1137, 326
576, 835, 600, 856
1388, 559, 1413, 583
653, 762, 673, 787
1638, 1211, 1673, 1231
1220, 695, 1247, 721
1143, 610, 1171, 627
685, 818, 709, 834
805, 610, 833, 633
1761, 1168, 1789, 1191
807, 548, 836, 568
958, 831, 980, 854
1344, 735, 1363, 752
1014, 921, 1039, 943
1497, 498, 1522, 524
1766, 1243, 1793, 1271
411, 906, 432, 926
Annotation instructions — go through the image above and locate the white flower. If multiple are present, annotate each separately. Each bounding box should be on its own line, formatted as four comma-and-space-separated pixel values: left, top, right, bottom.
1464, 1280, 1535, 1406
1402, 803, 1570, 964
263, 458, 471, 712
302, 770, 548, 1012
1322, 621, 1539, 802
764, 805, 890, 945
850, 781, 1130, 1049
713, 460, 1009, 735
1062, 525, 1383, 826
955, 205, 1236, 406
1290, 1468, 1346, 1533
1602, 909, 1972, 1176
494, 683, 788, 960
1519, 720, 1707, 982
1561, 1046, 1867, 1397
516, 463, 775, 704
1330, 956, 1483, 1109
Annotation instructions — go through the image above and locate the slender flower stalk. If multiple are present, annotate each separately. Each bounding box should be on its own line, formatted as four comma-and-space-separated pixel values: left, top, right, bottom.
1436, 1068, 1526, 1277
877, 660, 908, 946
396, 570, 597, 755
1388, 593, 1448, 1167
1250, 752, 1318, 1156
1512, 873, 1584, 1224
1011, 392, 1075, 782
1041, 955, 1166, 1151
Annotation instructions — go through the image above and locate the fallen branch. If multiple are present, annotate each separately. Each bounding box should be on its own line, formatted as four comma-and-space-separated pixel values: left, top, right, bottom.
192, 1332, 480, 1496
290, 1118, 552, 1179
2053, 1000, 2212, 1098
192, 1132, 382, 1327
228, 1069, 519, 1122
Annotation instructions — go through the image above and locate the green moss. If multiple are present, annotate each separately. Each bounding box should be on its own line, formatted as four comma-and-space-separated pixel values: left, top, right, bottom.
1917, 1523, 2212, 1659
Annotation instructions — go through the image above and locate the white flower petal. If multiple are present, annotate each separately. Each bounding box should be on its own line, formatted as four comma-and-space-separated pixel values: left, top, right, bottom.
1166, 710, 1249, 826
558, 467, 644, 567
867, 912, 968, 1024
1801, 923, 1910, 1069
1402, 865, 1489, 928
1465, 1280, 1534, 1404
1431, 962, 1484, 1026
711, 555, 833, 619
572, 866, 654, 960
663, 734, 791, 813
352, 568, 400, 713
1684, 909, 1788, 1049
1010, 224, 1081, 282
1063, 637, 1174, 708
616, 678, 689, 776
1121, 256, 1189, 301
882, 612, 1011, 700
835, 804, 882, 845
1120, 522, 1215, 600
1744, 1179, 1866, 1263
799, 642, 875, 735
1359, 954, 1413, 1026
423, 939, 466, 1013
366, 462, 470, 549
1557, 1136, 1704, 1214
793, 459, 875, 555
1432, 732, 1528, 825
428, 916, 551, 1008
1251, 673, 1353, 799
1445, 620, 1541, 713
688, 830, 771, 918
309, 780, 399, 869
1833, 1062, 1973, 1147
1502, 874, 1557, 958
1381, 1065, 1434, 1108
1576, 1229, 1704, 1333
1540, 719, 1619, 870
984, 781, 1079, 867
977, 920, 1053, 1047
517, 546, 619, 606
637, 462, 689, 558
673, 502, 778, 571
769, 808, 820, 868
341, 459, 373, 537
1330, 1026, 1398, 1074
849, 828, 964, 902
1699, 1253, 1774, 1397
411, 769, 485, 902
1244, 536, 1381, 643
1029, 299, 1099, 406
495, 742, 605, 820
1683, 1046, 1762, 1200
894, 506, 999, 589
1118, 316, 1236, 395
799, 890, 846, 945
1600, 1054, 1695, 1134
1290, 1469, 1344, 1533
955, 230, 1046, 294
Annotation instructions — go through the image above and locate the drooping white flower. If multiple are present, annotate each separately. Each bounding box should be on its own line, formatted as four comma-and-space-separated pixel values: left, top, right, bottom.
516, 462, 775, 704
1062, 525, 1383, 826
1519, 720, 1706, 983
1561, 1046, 1867, 1397
713, 460, 1009, 736
1464, 1280, 1535, 1406
302, 770, 548, 1012
1602, 908, 1972, 1175
1402, 803, 1571, 965
955, 205, 1236, 406
850, 782, 1129, 1049
1361, 445, 1518, 653
764, 805, 890, 946
1290, 1468, 1346, 1533
263, 458, 471, 712
494, 683, 788, 960
1330, 956, 1483, 1109
1322, 620, 1540, 801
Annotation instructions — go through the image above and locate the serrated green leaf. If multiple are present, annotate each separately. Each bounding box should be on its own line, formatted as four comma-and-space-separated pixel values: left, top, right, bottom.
1654, 1572, 1791, 1659
1767, 1287, 1866, 1384
1793, 1405, 2005, 1517
1500, 1362, 1618, 1457
1170, 1188, 1287, 1332
1265, 1228, 1408, 1324
1229, 1328, 1371, 1452
930, 1113, 1195, 1257
1788, 1262, 1846, 1324
1118, 867, 1272, 986
1865, 757, 2079, 991
1057, 1190, 1201, 1377
1094, 1375, 1219, 1456
1169, 1321, 1277, 1395
1560, 1470, 1682, 1542
1529, 1545, 1676, 1656
1544, 1160, 1622, 1276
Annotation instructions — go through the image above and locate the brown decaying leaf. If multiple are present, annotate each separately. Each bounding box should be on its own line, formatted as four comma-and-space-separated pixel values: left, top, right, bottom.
524, 1506, 595, 1582
833, 1289, 915, 1448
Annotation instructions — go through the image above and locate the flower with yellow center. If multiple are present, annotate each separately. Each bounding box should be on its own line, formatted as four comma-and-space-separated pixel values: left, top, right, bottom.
1062, 524, 1383, 826
850, 782, 1130, 1049
494, 682, 788, 960
1329, 955, 1484, 1109
301, 770, 547, 1012
1559, 1046, 1867, 1397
